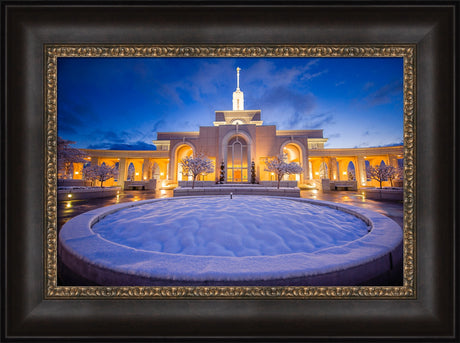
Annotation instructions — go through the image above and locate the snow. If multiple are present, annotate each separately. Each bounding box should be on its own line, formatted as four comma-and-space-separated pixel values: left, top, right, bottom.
59, 196, 403, 282
92, 197, 369, 257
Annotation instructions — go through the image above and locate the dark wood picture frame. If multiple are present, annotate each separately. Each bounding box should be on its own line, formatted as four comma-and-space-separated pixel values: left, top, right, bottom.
2, 1, 457, 341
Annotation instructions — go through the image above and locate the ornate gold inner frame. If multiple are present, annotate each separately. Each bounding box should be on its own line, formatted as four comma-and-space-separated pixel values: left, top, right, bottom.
45, 45, 415, 298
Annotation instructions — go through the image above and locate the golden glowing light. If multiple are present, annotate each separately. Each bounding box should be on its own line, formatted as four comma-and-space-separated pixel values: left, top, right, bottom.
144, 177, 147, 180
342, 171, 347, 175
74, 171, 79, 175
66, 202, 71, 208
67, 193, 72, 198
135, 172, 139, 176
315, 172, 319, 175
160, 172, 164, 176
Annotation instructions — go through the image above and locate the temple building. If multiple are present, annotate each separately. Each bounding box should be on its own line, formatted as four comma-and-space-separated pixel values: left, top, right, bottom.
68, 68, 403, 190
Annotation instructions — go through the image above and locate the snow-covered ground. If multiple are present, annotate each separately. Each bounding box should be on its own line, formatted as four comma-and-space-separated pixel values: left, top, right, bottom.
92, 196, 369, 257
59, 196, 402, 283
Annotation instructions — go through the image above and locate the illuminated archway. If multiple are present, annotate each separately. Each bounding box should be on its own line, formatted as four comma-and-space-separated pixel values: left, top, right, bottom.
347, 161, 356, 181
280, 140, 306, 182
281, 143, 302, 181
175, 144, 194, 181
221, 130, 253, 183
127, 162, 135, 181
226, 136, 249, 182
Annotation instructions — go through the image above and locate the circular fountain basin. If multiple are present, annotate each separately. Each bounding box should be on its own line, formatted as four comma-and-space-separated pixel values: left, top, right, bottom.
59, 196, 403, 286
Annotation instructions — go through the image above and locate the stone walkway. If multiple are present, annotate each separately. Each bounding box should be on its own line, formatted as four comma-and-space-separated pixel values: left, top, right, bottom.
300, 190, 404, 228
58, 189, 403, 232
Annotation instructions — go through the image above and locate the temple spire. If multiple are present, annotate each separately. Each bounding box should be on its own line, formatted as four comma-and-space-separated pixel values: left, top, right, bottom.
236, 67, 240, 90
232, 67, 244, 110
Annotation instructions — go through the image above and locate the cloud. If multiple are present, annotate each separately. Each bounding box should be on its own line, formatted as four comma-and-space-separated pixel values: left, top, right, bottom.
301, 69, 328, 81
353, 141, 403, 148
308, 112, 335, 129
86, 129, 130, 143
363, 82, 374, 91
327, 133, 341, 139
363, 80, 403, 106
261, 86, 316, 114
58, 121, 78, 135
87, 141, 157, 150
57, 99, 96, 134
151, 119, 166, 133
362, 130, 381, 137
245, 59, 323, 89
160, 60, 235, 105
255, 86, 321, 130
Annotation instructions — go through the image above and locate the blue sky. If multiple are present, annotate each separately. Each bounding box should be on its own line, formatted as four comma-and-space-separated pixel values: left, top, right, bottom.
57, 57, 403, 150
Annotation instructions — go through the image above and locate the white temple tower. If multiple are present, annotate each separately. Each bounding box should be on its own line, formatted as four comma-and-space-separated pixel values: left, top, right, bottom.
232, 67, 244, 110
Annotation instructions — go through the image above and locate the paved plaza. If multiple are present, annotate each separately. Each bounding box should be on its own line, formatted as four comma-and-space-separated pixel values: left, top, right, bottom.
58, 189, 403, 232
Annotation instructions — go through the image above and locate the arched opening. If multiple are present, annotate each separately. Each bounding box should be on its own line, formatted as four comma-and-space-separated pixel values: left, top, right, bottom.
127, 162, 135, 181
227, 136, 249, 182
282, 143, 302, 181
365, 160, 371, 181
347, 161, 356, 181
176, 145, 193, 181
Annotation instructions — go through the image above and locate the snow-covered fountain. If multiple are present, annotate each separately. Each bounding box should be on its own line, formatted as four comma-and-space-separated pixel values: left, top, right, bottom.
58, 196, 403, 286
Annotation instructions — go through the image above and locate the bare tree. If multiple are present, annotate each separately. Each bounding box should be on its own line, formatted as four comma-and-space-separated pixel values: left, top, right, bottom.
385, 165, 398, 187
180, 153, 214, 189
83, 164, 117, 187
366, 164, 394, 189
348, 170, 356, 181
57, 137, 87, 179
264, 154, 303, 189
396, 165, 404, 180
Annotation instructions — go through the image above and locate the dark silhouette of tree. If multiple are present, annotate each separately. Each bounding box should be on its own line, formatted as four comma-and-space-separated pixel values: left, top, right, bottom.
57, 137, 87, 179
251, 161, 256, 184
219, 161, 225, 184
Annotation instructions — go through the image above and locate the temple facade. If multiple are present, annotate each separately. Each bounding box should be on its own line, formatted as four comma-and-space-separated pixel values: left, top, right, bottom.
68, 68, 403, 189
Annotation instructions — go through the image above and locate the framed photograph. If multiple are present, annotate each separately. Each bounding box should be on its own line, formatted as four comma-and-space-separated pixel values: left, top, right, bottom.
53, 50, 410, 292
2, 1, 456, 341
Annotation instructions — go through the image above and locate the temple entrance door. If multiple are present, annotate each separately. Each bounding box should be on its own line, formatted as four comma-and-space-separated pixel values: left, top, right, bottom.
233, 170, 242, 182
226, 136, 248, 183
